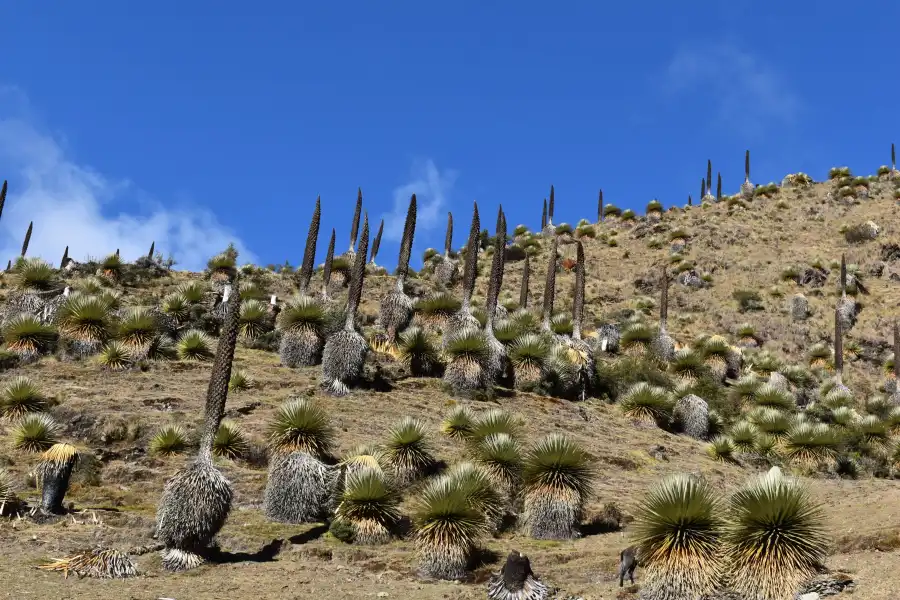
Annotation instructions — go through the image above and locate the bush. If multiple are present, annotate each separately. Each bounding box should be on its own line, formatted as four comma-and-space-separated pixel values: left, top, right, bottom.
732, 290, 763, 312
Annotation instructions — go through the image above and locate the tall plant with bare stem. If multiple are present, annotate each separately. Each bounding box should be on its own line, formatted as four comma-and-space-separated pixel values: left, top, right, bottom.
21, 221, 33, 257
597, 189, 604, 223
379, 195, 417, 342
541, 198, 547, 230
741, 149, 754, 198
155, 269, 242, 571
702, 160, 715, 203
435, 212, 459, 288
519, 253, 530, 310
484, 206, 510, 384
445, 203, 482, 341
540, 236, 559, 333
369, 219, 384, 268
566, 241, 594, 400
322, 215, 371, 396
653, 266, 675, 362
297, 197, 321, 297
543, 185, 556, 233
347, 188, 363, 258
322, 228, 336, 301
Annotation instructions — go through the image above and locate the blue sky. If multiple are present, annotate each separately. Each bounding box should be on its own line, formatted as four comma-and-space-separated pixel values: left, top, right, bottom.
0, 1, 897, 270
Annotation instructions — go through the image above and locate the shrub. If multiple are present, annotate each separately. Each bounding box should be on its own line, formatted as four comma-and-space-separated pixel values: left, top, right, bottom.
176, 329, 216, 361
732, 289, 763, 312
620, 382, 674, 425
11, 413, 61, 452
213, 420, 250, 460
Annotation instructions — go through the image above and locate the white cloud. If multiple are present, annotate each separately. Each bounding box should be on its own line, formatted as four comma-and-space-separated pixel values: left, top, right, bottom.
383, 159, 457, 243
0, 94, 256, 271
663, 41, 801, 135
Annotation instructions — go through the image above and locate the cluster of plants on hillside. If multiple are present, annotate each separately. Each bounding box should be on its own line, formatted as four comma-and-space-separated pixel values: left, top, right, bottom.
0, 145, 899, 593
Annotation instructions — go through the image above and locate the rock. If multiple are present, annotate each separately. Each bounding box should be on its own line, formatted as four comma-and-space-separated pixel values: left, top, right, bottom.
797, 593, 820, 600
791, 294, 810, 322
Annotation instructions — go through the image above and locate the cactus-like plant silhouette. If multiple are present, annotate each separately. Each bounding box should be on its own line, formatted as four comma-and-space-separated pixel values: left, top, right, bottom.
347, 187, 363, 256
540, 236, 559, 333
322, 228, 336, 300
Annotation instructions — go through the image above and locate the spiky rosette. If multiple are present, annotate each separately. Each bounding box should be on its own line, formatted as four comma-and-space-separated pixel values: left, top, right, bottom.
473, 433, 522, 502
385, 416, 436, 485
268, 398, 334, 457
620, 382, 674, 425
339, 444, 388, 478
723, 472, 828, 600
520, 434, 594, 540
509, 333, 551, 390
398, 326, 442, 376
670, 348, 706, 383
333, 468, 401, 544
264, 450, 338, 524
413, 476, 486, 580
2, 313, 57, 360
487, 551, 550, 600
782, 423, 839, 470
39, 548, 138, 579
116, 307, 157, 359
443, 327, 492, 394
446, 462, 506, 533
730, 421, 760, 454
700, 334, 733, 381
632, 474, 724, 598
440, 406, 475, 440
56, 294, 115, 356
620, 321, 654, 356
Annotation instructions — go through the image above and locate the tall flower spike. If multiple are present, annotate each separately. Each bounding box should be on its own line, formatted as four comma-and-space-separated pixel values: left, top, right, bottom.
700, 179, 705, 202
21, 221, 33, 257
688, 194, 693, 207
598, 190, 604, 222
572, 241, 585, 339
349, 188, 363, 253
148, 241, 155, 259
893, 143, 896, 171
894, 320, 900, 381
444, 212, 453, 256
716, 173, 722, 201
322, 228, 336, 299
520, 252, 530, 309
462, 202, 481, 310
0, 180, 7, 223
706, 160, 712, 195
834, 307, 843, 385
745, 149, 751, 181
370, 220, 384, 264
345, 214, 370, 329
548, 185, 555, 225
298, 196, 321, 295
60, 246, 69, 269
541, 199, 547, 230
660, 266, 669, 331
396, 194, 417, 284
115, 248, 120, 257
541, 235, 559, 331
198, 272, 242, 462
486, 206, 507, 331
840, 254, 847, 298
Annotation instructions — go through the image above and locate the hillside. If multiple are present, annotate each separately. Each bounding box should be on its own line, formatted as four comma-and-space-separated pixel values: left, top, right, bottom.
1, 168, 900, 599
